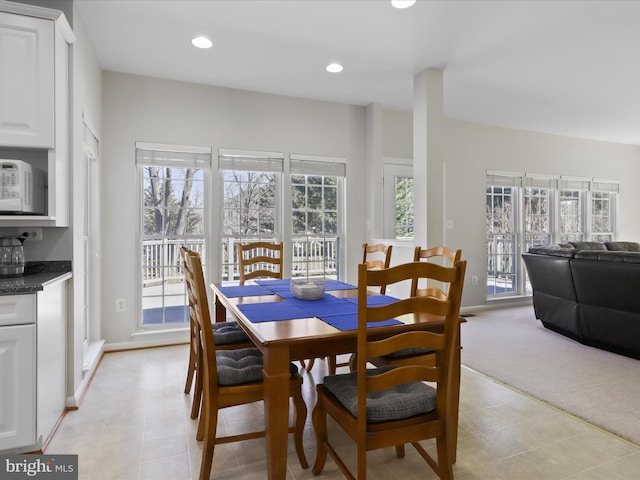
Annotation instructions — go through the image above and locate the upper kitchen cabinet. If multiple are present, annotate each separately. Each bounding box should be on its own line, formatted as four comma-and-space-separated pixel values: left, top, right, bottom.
0, 12, 54, 148
0, 2, 74, 227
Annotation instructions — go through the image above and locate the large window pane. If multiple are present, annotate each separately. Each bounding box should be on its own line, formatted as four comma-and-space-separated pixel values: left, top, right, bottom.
560, 190, 584, 243
291, 173, 341, 279
221, 169, 279, 282
140, 164, 206, 328
486, 186, 516, 296
395, 176, 414, 239
524, 187, 551, 250
592, 191, 615, 242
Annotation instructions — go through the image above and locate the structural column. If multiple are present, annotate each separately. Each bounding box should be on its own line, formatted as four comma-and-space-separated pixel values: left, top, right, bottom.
413, 68, 444, 250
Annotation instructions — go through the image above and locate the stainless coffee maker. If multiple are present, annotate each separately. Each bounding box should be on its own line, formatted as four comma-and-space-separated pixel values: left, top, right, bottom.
0, 234, 26, 277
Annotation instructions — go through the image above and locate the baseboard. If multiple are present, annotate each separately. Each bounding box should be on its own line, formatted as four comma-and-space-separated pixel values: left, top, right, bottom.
107, 328, 189, 351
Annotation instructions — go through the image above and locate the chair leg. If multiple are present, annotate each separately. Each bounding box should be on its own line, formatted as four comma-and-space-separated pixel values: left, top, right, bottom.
198, 396, 218, 480
327, 356, 337, 375
196, 402, 205, 441
311, 389, 328, 474
435, 435, 453, 480
291, 379, 309, 469
395, 444, 405, 458
184, 348, 196, 394
191, 357, 203, 419
357, 445, 367, 480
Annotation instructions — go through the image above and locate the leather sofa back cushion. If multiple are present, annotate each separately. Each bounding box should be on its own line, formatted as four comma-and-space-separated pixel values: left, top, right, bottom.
569, 241, 607, 250
605, 241, 640, 252
574, 251, 640, 264
527, 245, 576, 257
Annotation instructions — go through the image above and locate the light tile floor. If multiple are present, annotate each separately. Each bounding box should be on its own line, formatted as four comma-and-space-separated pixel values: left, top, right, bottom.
46, 345, 640, 480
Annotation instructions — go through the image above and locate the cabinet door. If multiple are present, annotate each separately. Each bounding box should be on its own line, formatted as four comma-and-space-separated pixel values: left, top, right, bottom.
0, 323, 36, 451
37, 281, 67, 445
0, 12, 54, 148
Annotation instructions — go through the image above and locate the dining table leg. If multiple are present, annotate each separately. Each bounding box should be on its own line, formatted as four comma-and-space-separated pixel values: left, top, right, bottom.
262, 345, 292, 480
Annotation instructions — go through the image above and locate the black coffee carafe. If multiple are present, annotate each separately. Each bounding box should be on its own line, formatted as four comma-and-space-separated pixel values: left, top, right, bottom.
0, 233, 26, 277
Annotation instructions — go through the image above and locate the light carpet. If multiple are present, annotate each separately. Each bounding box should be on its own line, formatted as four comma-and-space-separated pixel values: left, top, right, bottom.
461, 305, 640, 446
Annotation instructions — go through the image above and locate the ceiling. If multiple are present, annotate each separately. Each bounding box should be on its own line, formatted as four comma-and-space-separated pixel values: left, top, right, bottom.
76, 0, 640, 145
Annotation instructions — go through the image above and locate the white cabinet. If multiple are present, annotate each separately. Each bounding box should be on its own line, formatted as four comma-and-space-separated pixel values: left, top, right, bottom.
0, 275, 68, 453
0, 3, 74, 227
0, 295, 36, 452
0, 12, 54, 148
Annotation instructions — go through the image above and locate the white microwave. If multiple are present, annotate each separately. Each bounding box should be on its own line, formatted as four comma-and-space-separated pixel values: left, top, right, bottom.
0, 160, 45, 214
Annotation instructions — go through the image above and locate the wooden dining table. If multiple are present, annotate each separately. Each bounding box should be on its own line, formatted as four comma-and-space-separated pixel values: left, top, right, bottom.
210, 279, 462, 480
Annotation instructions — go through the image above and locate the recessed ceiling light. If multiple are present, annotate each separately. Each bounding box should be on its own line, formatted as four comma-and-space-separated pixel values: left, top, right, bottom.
391, 0, 416, 8
191, 36, 213, 49
326, 63, 344, 73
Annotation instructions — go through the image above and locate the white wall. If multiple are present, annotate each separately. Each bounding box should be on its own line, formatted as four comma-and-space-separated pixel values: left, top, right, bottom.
101, 72, 367, 347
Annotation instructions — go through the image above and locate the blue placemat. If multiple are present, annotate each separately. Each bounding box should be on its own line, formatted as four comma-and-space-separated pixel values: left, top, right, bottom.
318, 313, 402, 331
344, 295, 400, 306
237, 301, 311, 323
296, 295, 358, 317
324, 280, 357, 290
217, 285, 272, 298
255, 279, 290, 287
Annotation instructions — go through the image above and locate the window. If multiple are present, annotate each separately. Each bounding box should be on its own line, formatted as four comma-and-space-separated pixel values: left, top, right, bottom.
383, 162, 414, 240
137, 143, 210, 328
591, 190, 616, 242
486, 171, 618, 299
290, 155, 346, 279
219, 150, 283, 283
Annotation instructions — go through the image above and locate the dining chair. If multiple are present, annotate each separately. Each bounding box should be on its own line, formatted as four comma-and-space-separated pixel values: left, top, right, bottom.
236, 240, 319, 370
367, 245, 463, 369
180, 247, 252, 422
328, 242, 395, 374
182, 248, 308, 480
312, 260, 466, 480
362, 242, 393, 293
237, 241, 284, 285
411, 246, 462, 298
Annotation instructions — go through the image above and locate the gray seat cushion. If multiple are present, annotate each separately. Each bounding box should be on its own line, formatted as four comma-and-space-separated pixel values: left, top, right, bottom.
323, 366, 436, 423
385, 347, 434, 359
212, 321, 250, 345
216, 348, 298, 386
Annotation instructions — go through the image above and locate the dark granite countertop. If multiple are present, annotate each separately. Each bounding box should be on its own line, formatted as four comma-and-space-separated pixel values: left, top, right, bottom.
0, 261, 72, 294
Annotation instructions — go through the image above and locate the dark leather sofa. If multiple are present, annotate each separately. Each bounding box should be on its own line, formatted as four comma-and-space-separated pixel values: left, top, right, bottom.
522, 241, 640, 360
